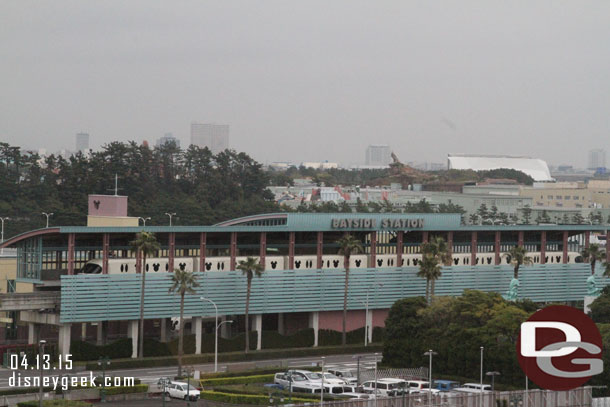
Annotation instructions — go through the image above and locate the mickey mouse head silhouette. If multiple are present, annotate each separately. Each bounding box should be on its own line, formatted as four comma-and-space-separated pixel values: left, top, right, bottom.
179, 262, 186, 271
153, 263, 160, 272
271, 261, 277, 269
377, 259, 383, 267
333, 260, 339, 268
413, 259, 418, 266
453, 258, 459, 265
355, 259, 361, 267
295, 260, 301, 269
205, 262, 212, 271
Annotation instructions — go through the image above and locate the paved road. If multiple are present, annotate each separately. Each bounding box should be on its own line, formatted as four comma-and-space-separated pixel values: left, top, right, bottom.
0, 352, 377, 391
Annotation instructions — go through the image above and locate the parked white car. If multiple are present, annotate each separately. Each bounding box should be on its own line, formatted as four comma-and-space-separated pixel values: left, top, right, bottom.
361, 379, 407, 396
342, 392, 372, 399
166, 381, 200, 401
406, 380, 440, 394
453, 383, 492, 393
321, 372, 346, 385
327, 368, 358, 384
274, 372, 323, 393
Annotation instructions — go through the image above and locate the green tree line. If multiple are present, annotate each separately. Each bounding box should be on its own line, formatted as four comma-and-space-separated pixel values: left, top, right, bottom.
0, 141, 277, 238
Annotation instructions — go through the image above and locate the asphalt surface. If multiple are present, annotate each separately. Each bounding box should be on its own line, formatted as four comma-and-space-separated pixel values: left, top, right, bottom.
0, 352, 377, 392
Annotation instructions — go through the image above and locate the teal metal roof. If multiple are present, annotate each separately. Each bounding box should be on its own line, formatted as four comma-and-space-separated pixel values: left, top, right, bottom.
60, 263, 602, 323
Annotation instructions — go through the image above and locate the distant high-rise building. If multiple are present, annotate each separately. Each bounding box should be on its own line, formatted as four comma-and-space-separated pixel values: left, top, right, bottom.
76, 132, 89, 152
156, 133, 180, 148
588, 149, 606, 170
365, 145, 391, 166
190, 123, 229, 154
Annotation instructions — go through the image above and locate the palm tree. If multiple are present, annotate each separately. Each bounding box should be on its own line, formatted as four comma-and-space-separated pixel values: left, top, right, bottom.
582, 243, 607, 275
417, 236, 451, 302
421, 236, 452, 266
336, 234, 364, 346
504, 245, 533, 279
417, 254, 442, 303
130, 231, 160, 358
237, 257, 264, 353
168, 268, 200, 377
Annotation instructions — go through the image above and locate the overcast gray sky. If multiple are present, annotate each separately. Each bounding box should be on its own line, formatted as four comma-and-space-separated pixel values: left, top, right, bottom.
1, 1, 609, 167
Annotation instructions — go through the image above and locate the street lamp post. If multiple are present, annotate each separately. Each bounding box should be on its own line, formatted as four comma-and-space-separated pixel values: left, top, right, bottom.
0, 217, 9, 255
201, 297, 233, 373
486, 371, 500, 391
364, 283, 383, 346
38, 339, 46, 407
186, 366, 194, 406
320, 356, 325, 407
42, 212, 53, 228
480, 346, 484, 407
138, 217, 151, 226
423, 350, 437, 407
352, 355, 362, 384
374, 353, 379, 407
165, 212, 176, 227
97, 356, 110, 403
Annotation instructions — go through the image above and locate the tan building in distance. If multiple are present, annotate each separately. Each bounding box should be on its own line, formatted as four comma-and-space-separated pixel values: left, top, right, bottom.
519, 180, 610, 209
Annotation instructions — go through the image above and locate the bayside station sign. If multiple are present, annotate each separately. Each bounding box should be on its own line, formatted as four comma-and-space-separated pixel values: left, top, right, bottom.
331, 218, 425, 229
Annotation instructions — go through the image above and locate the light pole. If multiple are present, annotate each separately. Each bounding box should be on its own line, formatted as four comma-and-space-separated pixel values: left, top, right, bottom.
352, 355, 362, 384
364, 283, 383, 346
486, 371, 500, 391
186, 366, 194, 406
165, 212, 176, 227
480, 346, 484, 407
374, 353, 379, 407
320, 356, 325, 407
38, 339, 46, 407
0, 216, 9, 255
138, 217, 151, 227
42, 212, 53, 228
424, 350, 437, 407
201, 296, 232, 373
97, 356, 110, 402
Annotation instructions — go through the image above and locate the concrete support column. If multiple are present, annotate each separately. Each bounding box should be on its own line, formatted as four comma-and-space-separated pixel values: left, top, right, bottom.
259, 232, 267, 270
316, 232, 323, 269
253, 314, 262, 351
288, 232, 295, 269
518, 231, 524, 247
199, 232, 207, 272
278, 313, 285, 335
128, 320, 139, 359
81, 323, 87, 340
194, 317, 202, 355
230, 232, 237, 271
396, 231, 403, 266
471, 232, 478, 265
447, 231, 453, 259
494, 231, 501, 265
160, 318, 168, 343
96, 322, 105, 346
220, 316, 230, 339
102, 233, 110, 274
563, 231, 569, 264
309, 312, 319, 347
366, 309, 373, 343
58, 324, 71, 356
370, 232, 377, 268
28, 323, 39, 345
585, 231, 590, 250
67, 233, 75, 275
422, 231, 429, 244
168, 232, 176, 272
540, 231, 547, 264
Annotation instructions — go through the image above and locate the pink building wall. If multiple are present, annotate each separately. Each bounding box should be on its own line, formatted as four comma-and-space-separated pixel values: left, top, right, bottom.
318, 309, 389, 331
88, 195, 129, 217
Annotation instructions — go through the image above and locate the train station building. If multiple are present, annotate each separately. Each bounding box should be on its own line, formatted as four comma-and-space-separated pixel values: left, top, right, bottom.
1, 194, 609, 358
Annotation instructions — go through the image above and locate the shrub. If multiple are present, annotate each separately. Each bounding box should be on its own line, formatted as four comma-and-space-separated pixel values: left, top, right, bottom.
200, 390, 312, 405
104, 384, 148, 395
17, 401, 92, 407
200, 374, 275, 386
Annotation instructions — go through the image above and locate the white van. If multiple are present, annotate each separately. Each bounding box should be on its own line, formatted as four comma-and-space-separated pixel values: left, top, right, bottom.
454, 383, 492, 393
361, 379, 407, 396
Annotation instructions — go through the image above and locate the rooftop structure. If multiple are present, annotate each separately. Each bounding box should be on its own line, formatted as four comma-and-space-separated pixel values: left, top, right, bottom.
447, 154, 553, 182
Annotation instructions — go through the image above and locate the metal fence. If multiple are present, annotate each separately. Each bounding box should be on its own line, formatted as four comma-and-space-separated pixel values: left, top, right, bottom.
293, 387, 593, 407
359, 368, 428, 383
